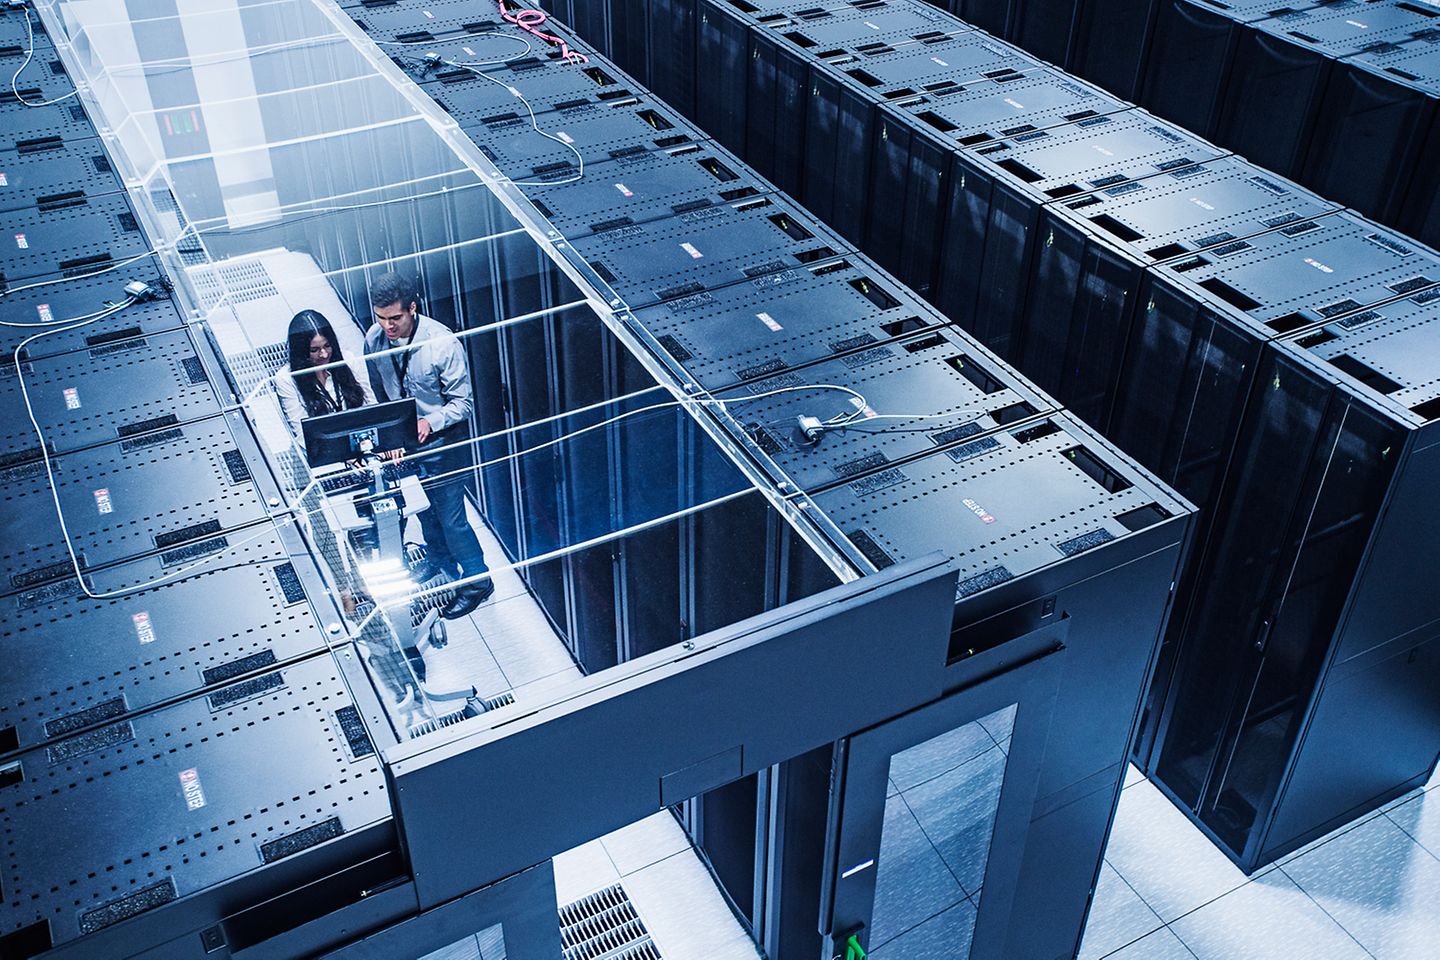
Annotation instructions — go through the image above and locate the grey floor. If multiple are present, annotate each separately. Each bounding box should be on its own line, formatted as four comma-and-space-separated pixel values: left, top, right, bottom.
410, 510, 1440, 960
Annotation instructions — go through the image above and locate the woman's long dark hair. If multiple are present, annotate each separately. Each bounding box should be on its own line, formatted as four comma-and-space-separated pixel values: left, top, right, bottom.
287, 310, 367, 417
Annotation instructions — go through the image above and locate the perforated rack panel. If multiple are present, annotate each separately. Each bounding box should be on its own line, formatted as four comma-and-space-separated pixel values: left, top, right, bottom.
824, 30, 1028, 93
0, 415, 268, 581
756, 0, 959, 47
0, 137, 121, 214
528, 143, 770, 238
0, 327, 218, 460
574, 194, 851, 307
466, 93, 702, 180
627, 254, 943, 389
0, 264, 184, 358
0, 91, 93, 148
349, 0, 509, 36
0, 527, 326, 757
1290, 295, 1440, 421
428, 56, 639, 123
0, 652, 391, 952
714, 326, 1054, 491
0, 193, 149, 286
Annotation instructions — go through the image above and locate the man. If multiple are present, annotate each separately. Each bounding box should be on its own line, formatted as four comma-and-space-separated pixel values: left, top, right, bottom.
363, 272, 493, 618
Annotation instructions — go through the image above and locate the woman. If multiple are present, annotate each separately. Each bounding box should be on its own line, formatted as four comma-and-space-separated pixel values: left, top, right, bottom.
275, 309, 374, 436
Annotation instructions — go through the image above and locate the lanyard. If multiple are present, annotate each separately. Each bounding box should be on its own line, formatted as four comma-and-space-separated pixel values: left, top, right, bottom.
389, 332, 415, 399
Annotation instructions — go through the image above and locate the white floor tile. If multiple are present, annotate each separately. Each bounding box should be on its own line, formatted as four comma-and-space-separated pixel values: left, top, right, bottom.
1168, 872, 1371, 960
1388, 790, 1440, 861
1105, 927, 1198, 959
1079, 863, 1164, 960
1276, 803, 1393, 867
551, 838, 619, 906
1125, 763, 1147, 789
475, 593, 578, 686
1284, 815, 1440, 960
1427, 763, 1440, 792
622, 850, 763, 960
1105, 780, 1268, 922
600, 812, 691, 876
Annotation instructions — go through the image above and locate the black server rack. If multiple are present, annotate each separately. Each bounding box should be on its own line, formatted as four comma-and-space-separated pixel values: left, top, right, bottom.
0, 137, 120, 214
571, 193, 850, 307
710, 324, 1054, 492
462, 92, 703, 182
526, 140, 771, 238
1005, 0, 1077, 66
0, 415, 269, 585
424, 56, 641, 128
0, 51, 90, 146
0, 265, 183, 359
0, 525, 327, 758
1138, 0, 1307, 142
695, 0, 755, 155
1217, 0, 1440, 185
1311, 38, 1440, 240
1019, 156, 1337, 427
1065, 0, 1160, 101
865, 66, 1127, 294
1148, 295, 1440, 871
936, 108, 1227, 358
0, 650, 395, 960
0, 327, 219, 460
627, 251, 949, 391
0, 194, 149, 289
805, 409, 1191, 958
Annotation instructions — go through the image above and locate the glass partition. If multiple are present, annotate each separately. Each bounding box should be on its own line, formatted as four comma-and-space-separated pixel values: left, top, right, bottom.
30, 0, 856, 746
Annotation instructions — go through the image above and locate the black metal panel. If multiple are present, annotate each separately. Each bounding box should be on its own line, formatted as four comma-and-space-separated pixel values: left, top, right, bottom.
0, 138, 121, 214
526, 141, 771, 239
713, 325, 1053, 492
0, 193, 148, 287
0, 414, 267, 581
0, 327, 219, 460
463, 92, 704, 181
572, 193, 850, 308
628, 252, 943, 391
0, 652, 393, 956
0, 526, 326, 757
695, 0, 754, 153
1066, 0, 1161, 101
0, 55, 91, 146
427, 56, 638, 126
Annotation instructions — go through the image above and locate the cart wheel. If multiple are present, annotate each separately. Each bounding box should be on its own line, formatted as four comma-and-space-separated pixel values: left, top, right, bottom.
429, 619, 448, 649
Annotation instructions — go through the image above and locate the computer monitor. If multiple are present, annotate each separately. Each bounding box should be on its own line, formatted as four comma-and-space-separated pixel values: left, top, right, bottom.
302, 398, 418, 468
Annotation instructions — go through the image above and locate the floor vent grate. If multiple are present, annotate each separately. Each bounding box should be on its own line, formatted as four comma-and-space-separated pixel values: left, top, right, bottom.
558, 883, 662, 960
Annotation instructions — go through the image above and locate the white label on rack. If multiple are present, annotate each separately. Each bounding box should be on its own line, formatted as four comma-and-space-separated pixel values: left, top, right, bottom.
1004, 98, 1025, 110
556, 130, 575, 144
179, 767, 206, 810
1190, 197, 1215, 211
36, 303, 52, 323
0, 173, 8, 186
758, 311, 782, 331
681, 242, 703, 259
133, 611, 156, 644
1090, 144, 1114, 156
423, 9, 436, 17
1304, 257, 1335, 274
93, 488, 113, 514
864, 20, 880, 29
931, 56, 949, 66
63, 387, 80, 409
615, 182, 634, 197
14, 233, 27, 250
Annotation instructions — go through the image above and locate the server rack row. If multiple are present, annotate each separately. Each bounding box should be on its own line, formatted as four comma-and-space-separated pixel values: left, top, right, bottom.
337, 5, 1194, 958
535, 0, 1440, 875
0, 14, 412, 958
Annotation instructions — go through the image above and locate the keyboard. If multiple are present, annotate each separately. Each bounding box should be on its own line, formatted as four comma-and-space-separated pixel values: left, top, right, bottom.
317, 460, 420, 494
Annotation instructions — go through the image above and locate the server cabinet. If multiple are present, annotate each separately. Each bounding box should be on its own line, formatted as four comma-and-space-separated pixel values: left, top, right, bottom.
627, 252, 945, 391
572, 193, 850, 308
1219, 1, 1440, 184
526, 140, 772, 239
1006, 0, 1078, 67
937, 108, 1226, 358
1138, 0, 1304, 141
0, 261, 182, 358
1149, 301, 1440, 871
0, 193, 148, 287
426, 56, 638, 127
1310, 38, 1440, 235
0, 326, 219, 460
1019, 157, 1336, 427
806, 410, 1192, 959
695, 0, 754, 154
0, 53, 90, 145
462, 92, 704, 182
1402, 60, 1440, 249
0, 649, 396, 960
0, 137, 120, 214
712, 325, 1053, 493
1, 414, 269, 581
0, 525, 327, 758
1066, 0, 1161, 100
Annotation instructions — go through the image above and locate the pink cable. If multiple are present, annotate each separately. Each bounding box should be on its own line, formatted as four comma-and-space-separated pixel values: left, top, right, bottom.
498, 3, 589, 65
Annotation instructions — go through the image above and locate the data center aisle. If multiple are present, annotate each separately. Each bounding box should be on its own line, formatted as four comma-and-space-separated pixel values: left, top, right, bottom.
432, 508, 1440, 960
1081, 763, 1440, 959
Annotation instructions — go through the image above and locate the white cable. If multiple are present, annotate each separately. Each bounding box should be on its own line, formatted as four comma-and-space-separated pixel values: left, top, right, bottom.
439, 57, 585, 187
10, 10, 79, 107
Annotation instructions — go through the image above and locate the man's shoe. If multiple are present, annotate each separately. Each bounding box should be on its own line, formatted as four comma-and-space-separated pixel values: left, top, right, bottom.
410, 557, 458, 584
440, 579, 494, 620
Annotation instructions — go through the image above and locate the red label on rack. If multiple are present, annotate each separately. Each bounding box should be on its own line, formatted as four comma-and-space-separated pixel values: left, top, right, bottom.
63, 387, 80, 410
14, 233, 27, 250
614, 183, 634, 197
93, 488, 112, 514
179, 768, 207, 810
36, 304, 52, 323
132, 611, 156, 645
757, 311, 782, 331
0, 173, 8, 186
